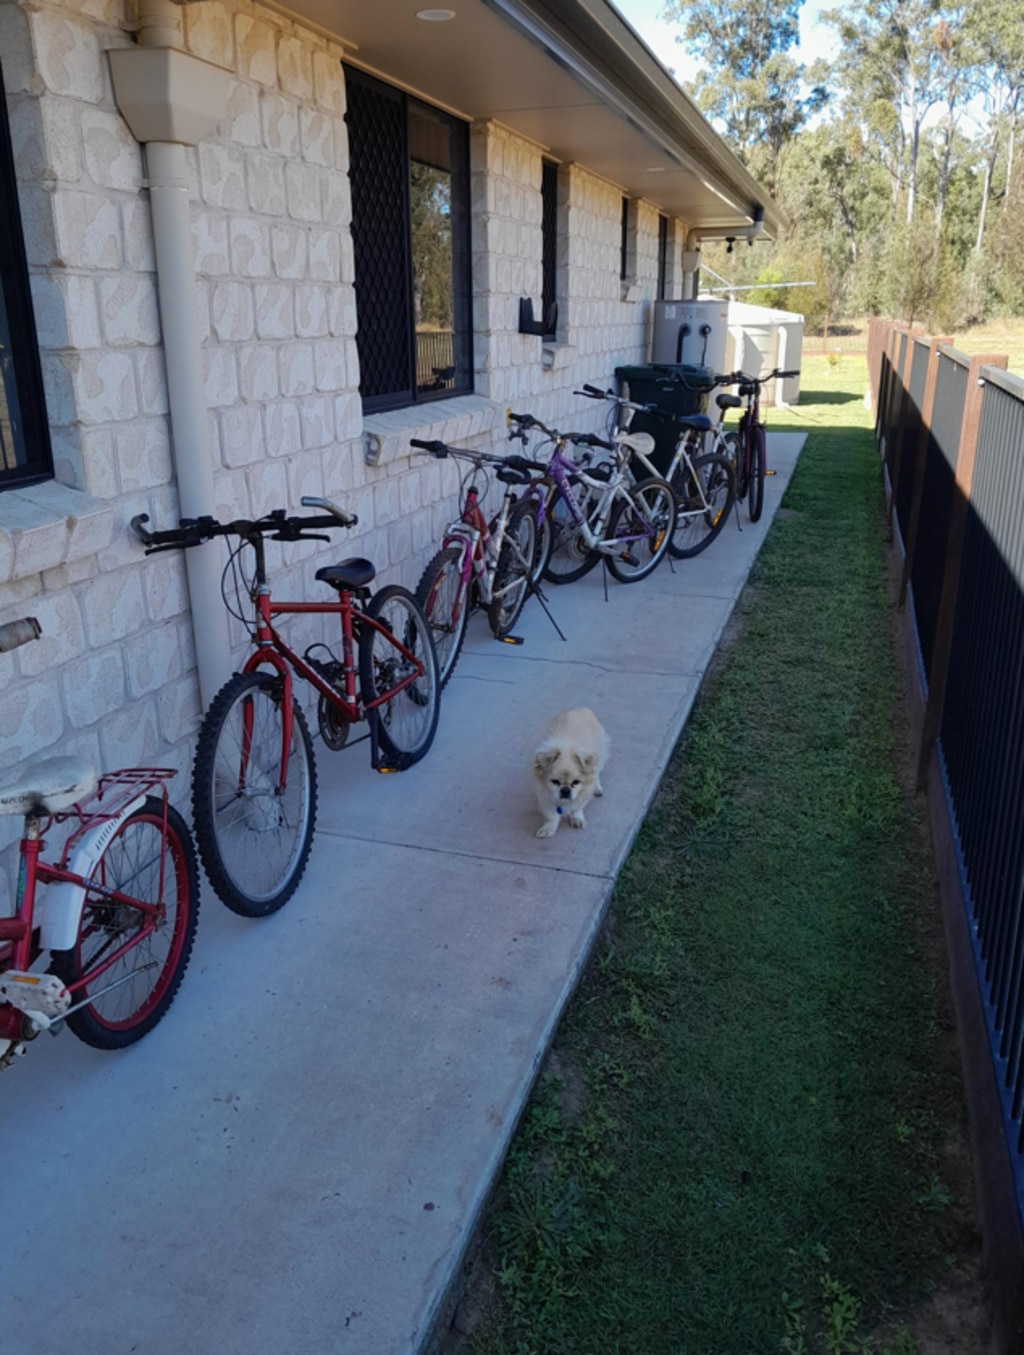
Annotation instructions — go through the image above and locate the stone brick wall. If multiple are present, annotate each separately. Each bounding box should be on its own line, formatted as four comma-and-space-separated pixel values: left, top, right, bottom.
0, 0, 680, 910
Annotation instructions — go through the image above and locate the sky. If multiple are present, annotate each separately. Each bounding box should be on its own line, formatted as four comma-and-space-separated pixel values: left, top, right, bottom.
612, 0, 840, 86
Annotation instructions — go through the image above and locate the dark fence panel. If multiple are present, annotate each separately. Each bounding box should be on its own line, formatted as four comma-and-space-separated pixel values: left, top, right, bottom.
909, 352, 968, 675
942, 369, 1024, 1174
893, 338, 929, 537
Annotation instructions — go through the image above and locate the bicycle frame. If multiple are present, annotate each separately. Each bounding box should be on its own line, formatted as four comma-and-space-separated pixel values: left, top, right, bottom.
0, 770, 175, 1042
240, 585, 428, 791
545, 442, 660, 551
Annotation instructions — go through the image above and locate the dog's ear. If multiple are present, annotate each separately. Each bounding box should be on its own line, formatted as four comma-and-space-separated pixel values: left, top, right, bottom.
534, 748, 559, 775
575, 751, 596, 775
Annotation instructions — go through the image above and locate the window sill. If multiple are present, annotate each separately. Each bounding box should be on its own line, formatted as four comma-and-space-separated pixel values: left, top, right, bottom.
621, 278, 644, 304
0, 481, 116, 583
542, 342, 575, 372
362, 394, 504, 468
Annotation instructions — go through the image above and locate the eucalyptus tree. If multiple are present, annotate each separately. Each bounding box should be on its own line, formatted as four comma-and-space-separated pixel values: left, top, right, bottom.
660, 0, 825, 191
964, 0, 1024, 250
821, 0, 953, 225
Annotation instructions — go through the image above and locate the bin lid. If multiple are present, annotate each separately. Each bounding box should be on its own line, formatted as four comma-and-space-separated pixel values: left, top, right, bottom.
615, 363, 716, 386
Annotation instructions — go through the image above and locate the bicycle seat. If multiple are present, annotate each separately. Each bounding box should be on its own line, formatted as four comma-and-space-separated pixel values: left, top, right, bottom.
614, 431, 655, 456
717, 394, 742, 411
0, 756, 97, 817
315, 559, 376, 591
674, 414, 713, 433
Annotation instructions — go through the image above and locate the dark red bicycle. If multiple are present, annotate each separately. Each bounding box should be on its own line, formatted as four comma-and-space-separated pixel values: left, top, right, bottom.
132, 499, 439, 917
727, 366, 801, 523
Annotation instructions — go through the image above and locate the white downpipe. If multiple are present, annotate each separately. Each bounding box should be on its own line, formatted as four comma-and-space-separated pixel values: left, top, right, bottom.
683, 218, 766, 300
145, 140, 230, 706
111, 0, 231, 707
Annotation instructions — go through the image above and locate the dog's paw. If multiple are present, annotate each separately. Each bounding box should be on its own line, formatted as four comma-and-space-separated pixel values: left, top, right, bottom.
594, 782, 604, 797
536, 820, 559, 838
567, 812, 586, 829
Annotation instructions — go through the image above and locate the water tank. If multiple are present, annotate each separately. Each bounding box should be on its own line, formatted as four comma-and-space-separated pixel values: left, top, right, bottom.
652, 300, 729, 371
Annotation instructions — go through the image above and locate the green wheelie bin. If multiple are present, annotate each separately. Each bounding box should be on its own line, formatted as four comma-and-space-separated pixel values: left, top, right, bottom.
614, 363, 717, 478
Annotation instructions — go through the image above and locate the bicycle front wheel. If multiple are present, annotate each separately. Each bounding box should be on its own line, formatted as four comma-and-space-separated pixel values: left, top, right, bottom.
50, 798, 199, 1049
415, 546, 470, 689
488, 500, 536, 637
359, 585, 440, 769
749, 424, 766, 523
605, 477, 676, 582
192, 671, 317, 917
668, 453, 735, 559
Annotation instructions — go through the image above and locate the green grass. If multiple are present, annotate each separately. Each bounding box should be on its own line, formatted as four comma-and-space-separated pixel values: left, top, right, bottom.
457, 357, 980, 1355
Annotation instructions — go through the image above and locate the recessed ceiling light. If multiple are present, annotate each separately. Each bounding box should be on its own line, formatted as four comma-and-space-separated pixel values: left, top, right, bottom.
417, 8, 456, 18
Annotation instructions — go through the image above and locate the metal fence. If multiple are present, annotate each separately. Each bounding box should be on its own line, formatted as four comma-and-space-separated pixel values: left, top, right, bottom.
869, 320, 1024, 1332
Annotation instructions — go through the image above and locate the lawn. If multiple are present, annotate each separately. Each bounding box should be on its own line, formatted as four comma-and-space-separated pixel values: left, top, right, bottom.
439, 356, 989, 1355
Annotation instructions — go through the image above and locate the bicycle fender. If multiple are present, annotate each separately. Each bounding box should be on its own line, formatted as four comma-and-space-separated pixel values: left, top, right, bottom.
36, 792, 149, 952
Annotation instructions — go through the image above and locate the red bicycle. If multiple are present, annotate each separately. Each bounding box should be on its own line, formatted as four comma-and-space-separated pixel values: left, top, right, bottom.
132, 498, 439, 917
0, 618, 198, 1068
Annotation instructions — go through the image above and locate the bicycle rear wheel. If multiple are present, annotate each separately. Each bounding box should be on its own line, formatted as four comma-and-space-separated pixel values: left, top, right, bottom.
488, 499, 536, 637
605, 477, 676, 582
749, 424, 766, 522
359, 585, 440, 768
542, 492, 601, 585
668, 453, 735, 559
192, 670, 317, 917
727, 428, 748, 502
50, 798, 199, 1049
415, 546, 469, 689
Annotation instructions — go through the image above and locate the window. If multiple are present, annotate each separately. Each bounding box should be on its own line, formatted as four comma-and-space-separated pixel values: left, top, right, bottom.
345, 67, 472, 414
540, 160, 559, 340
620, 197, 630, 280
0, 61, 53, 490
657, 215, 669, 300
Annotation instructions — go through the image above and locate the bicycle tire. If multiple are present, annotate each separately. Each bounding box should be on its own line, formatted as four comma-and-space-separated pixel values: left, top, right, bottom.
668, 453, 736, 559
415, 546, 470, 689
730, 428, 749, 503
50, 798, 199, 1049
542, 491, 601, 585
192, 670, 317, 917
488, 499, 536, 637
359, 585, 440, 769
529, 496, 552, 586
605, 477, 676, 583
749, 424, 766, 523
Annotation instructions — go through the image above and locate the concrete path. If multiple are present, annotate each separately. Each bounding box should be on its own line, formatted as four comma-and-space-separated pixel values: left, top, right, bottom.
2, 434, 803, 1355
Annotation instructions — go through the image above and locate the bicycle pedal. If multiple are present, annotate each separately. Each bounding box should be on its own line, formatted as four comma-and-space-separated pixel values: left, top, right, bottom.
0, 971, 70, 1019
766, 469, 777, 476
619, 552, 639, 567
376, 766, 400, 775
498, 635, 524, 645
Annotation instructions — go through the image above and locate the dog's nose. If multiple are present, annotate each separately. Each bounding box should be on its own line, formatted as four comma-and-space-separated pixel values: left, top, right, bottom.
559, 786, 572, 799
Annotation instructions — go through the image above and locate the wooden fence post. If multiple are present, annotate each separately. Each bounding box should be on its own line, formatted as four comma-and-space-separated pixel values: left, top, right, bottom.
916, 353, 1008, 789
898, 337, 951, 607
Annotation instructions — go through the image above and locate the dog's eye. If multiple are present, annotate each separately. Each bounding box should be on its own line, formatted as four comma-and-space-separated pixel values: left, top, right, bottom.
571, 779, 581, 787
550, 779, 560, 786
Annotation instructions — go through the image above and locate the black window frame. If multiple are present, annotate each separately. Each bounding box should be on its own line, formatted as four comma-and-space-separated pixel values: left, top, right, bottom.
344, 65, 473, 415
541, 160, 559, 341
620, 197, 630, 281
657, 214, 669, 300
0, 60, 53, 492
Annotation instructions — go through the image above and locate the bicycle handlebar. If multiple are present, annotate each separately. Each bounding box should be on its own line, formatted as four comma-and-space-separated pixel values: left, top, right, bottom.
0, 616, 42, 653
130, 504, 358, 555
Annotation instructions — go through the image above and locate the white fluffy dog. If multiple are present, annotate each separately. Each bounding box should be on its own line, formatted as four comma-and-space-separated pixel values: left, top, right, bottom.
532, 708, 609, 838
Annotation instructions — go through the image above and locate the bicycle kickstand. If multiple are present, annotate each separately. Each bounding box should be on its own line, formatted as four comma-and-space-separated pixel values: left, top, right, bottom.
528, 577, 568, 642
